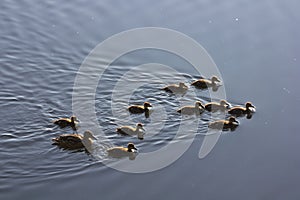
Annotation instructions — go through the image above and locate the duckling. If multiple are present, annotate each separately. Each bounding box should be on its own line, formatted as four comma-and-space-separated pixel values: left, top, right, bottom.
107, 143, 138, 160
52, 130, 97, 150
128, 102, 152, 114
209, 116, 239, 131
228, 102, 256, 117
191, 76, 221, 89
116, 123, 145, 140
53, 116, 78, 131
177, 101, 205, 115
161, 82, 188, 94
205, 99, 230, 112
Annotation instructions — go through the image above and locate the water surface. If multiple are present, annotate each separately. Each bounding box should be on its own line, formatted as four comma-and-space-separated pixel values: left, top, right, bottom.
1, 0, 300, 199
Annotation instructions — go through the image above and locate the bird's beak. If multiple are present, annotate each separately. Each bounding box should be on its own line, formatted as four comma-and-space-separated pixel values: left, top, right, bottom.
92, 135, 97, 140
249, 105, 256, 112
141, 127, 146, 131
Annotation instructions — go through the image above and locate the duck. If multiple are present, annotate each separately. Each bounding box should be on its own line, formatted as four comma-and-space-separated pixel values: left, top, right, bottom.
191, 76, 221, 89
116, 123, 145, 140
128, 102, 152, 114
53, 116, 78, 130
161, 82, 188, 94
177, 101, 205, 115
228, 102, 256, 117
208, 116, 239, 131
52, 130, 97, 151
205, 99, 230, 112
107, 143, 138, 160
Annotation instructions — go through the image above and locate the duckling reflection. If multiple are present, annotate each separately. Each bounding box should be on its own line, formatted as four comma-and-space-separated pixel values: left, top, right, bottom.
107, 143, 138, 160
144, 109, 152, 118
52, 130, 97, 151
205, 99, 230, 112
177, 101, 205, 115
208, 116, 239, 131
116, 123, 145, 140
191, 76, 221, 90
161, 82, 188, 95
228, 102, 256, 118
53, 115, 79, 131
128, 102, 152, 113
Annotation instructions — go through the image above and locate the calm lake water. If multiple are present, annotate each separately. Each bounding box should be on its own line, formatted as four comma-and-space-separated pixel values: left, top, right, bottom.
1, 0, 300, 199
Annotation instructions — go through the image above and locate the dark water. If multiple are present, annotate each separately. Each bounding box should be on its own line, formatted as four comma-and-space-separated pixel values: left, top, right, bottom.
1, 0, 300, 199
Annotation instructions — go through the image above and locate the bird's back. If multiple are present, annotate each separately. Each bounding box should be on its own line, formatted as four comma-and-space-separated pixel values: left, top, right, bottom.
52, 134, 84, 150
128, 105, 145, 113
191, 79, 210, 88
228, 106, 246, 116
117, 126, 135, 135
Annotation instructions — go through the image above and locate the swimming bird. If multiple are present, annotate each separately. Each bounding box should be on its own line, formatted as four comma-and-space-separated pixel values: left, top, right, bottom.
177, 101, 205, 115
53, 116, 78, 131
191, 76, 221, 89
128, 102, 152, 114
52, 130, 97, 151
209, 116, 239, 131
107, 143, 138, 160
116, 123, 145, 140
161, 82, 188, 94
205, 99, 230, 112
228, 102, 256, 117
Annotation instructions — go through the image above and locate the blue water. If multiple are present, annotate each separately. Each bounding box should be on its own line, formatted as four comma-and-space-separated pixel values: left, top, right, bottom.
1, 0, 300, 199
